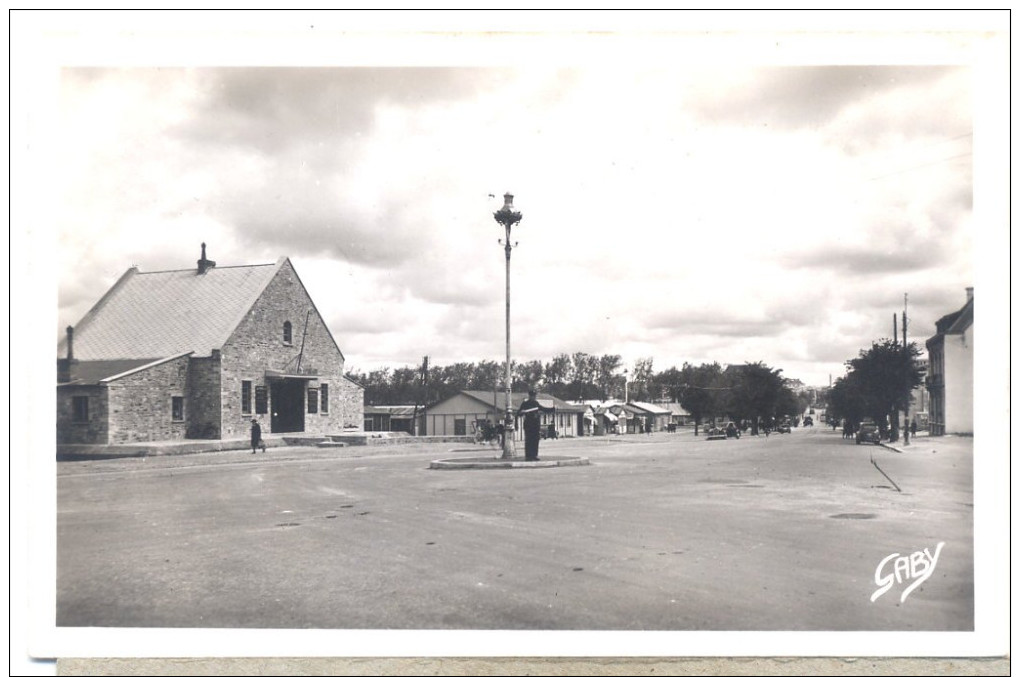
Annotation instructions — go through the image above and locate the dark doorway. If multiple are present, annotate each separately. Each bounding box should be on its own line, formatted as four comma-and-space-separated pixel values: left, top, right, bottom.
270, 379, 305, 433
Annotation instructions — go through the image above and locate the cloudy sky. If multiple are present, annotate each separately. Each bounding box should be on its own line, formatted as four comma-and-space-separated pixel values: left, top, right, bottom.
36, 17, 1000, 388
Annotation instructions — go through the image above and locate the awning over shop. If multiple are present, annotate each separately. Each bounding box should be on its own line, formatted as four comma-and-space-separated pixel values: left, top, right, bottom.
265, 369, 319, 383
603, 412, 618, 423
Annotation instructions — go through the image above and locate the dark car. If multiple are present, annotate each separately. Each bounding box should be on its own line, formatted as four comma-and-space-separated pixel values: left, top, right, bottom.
776, 422, 791, 434
856, 423, 882, 445
706, 426, 727, 440
725, 422, 741, 438
803, 416, 813, 427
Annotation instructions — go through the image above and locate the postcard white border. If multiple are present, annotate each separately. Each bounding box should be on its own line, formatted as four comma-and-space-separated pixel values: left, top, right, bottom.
11, 10, 1010, 663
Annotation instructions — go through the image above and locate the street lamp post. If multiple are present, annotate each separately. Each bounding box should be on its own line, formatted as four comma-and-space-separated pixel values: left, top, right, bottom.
494, 193, 522, 459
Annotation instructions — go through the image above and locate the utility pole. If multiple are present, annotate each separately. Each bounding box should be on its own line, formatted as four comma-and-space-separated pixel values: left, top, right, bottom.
415, 355, 428, 436
903, 294, 910, 446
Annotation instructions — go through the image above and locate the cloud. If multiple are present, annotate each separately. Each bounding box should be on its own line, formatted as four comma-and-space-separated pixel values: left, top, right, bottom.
179, 68, 513, 155
688, 66, 955, 131
51, 61, 979, 388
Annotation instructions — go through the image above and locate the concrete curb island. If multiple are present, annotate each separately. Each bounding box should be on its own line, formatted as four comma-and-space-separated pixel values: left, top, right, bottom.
429, 454, 590, 470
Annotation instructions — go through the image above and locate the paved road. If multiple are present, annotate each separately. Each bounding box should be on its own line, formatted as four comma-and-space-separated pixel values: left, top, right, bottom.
56, 428, 973, 631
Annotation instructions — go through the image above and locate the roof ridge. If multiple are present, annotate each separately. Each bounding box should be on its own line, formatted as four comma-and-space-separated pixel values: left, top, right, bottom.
135, 262, 277, 275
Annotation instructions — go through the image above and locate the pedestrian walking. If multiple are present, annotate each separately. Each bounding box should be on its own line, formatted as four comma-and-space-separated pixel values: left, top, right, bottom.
516, 388, 551, 462
251, 417, 264, 454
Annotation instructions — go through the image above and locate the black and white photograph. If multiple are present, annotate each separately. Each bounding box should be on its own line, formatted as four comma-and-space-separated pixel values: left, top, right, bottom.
12, 10, 1010, 672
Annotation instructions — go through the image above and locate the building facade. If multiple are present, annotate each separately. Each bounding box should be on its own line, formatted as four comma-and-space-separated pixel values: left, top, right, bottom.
925, 288, 974, 436
424, 390, 585, 440
57, 247, 363, 445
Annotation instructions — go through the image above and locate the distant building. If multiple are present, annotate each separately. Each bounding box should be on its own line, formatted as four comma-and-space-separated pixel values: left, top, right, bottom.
363, 405, 418, 433
627, 401, 672, 432
56, 245, 363, 445
425, 390, 586, 439
925, 288, 973, 435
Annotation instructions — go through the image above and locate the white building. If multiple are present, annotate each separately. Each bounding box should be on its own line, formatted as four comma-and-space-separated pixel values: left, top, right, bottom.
925, 288, 973, 435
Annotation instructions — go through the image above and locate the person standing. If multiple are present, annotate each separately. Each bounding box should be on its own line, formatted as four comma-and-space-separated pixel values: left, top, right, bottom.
250, 417, 263, 454
516, 388, 550, 462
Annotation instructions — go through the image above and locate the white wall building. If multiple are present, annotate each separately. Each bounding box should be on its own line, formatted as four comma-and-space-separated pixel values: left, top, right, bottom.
925, 288, 974, 435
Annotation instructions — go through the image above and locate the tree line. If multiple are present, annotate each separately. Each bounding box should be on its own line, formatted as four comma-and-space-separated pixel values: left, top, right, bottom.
824, 339, 924, 440
345, 353, 813, 435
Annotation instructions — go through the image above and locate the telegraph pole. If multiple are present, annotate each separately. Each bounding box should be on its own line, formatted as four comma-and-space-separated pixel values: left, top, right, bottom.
903, 294, 910, 446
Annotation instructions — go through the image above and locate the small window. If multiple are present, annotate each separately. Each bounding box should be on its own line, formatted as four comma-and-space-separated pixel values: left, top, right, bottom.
454, 419, 467, 436
255, 386, 268, 414
172, 396, 185, 422
320, 383, 329, 413
283, 321, 293, 344
72, 396, 89, 423
308, 388, 318, 414
241, 380, 252, 415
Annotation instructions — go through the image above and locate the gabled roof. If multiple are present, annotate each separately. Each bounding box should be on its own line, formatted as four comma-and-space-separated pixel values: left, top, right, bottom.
928, 294, 974, 346
659, 402, 692, 416
59, 259, 285, 360
456, 390, 588, 413
628, 401, 671, 415
944, 296, 973, 334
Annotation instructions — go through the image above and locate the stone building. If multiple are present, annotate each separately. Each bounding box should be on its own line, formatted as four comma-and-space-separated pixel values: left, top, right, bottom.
56, 245, 363, 445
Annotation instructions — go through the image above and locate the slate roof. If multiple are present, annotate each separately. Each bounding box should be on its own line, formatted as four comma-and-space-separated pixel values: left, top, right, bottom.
928, 294, 974, 346
59, 260, 283, 360
58, 358, 162, 386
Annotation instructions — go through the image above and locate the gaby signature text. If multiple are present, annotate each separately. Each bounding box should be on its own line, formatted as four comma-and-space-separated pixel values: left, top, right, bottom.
871, 542, 945, 603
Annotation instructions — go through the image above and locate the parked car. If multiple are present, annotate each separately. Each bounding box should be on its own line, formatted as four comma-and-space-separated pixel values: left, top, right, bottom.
776, 422, 791, 434
706, 426, 727, 440
803, 416, 813, 427
725, 422, 741, 438
856, 423, 882, 445
540, 424, 559, 440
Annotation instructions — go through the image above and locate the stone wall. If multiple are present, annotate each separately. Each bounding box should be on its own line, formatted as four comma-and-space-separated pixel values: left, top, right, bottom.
219, 259, 363, 439
56, 385, 109, 444
106, 355, 192, 444
186, 353, 221, 439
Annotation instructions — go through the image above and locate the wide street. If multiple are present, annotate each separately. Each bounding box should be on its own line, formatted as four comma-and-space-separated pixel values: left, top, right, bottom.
56, 427, 973, 631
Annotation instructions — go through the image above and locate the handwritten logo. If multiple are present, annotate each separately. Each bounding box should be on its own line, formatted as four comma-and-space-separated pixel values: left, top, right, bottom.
871, 542, 945, 603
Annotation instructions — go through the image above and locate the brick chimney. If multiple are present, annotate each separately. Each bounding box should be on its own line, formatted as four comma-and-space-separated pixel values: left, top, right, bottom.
965, 287, 973, 303
197, 242, 217, 275
57, 325, 75, 383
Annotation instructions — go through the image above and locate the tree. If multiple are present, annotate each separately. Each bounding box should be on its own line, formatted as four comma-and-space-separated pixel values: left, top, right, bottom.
630, 357, 654, 401
471, 359, 503, 392
595, 354, 623, 400
827, 372, 868, 431
678, 362, 724, 436
544, 353, 573, 400
723, 362, 789, 435
843, 339, 925, 438
512, 359, 544, 392
655, 366, 686, 402
571, 352, 599, 400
